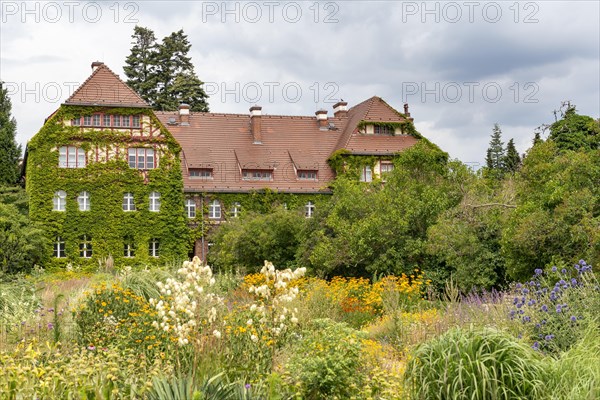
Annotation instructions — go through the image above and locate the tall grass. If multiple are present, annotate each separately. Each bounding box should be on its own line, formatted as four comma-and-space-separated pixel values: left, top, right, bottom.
405, 327, 549, 400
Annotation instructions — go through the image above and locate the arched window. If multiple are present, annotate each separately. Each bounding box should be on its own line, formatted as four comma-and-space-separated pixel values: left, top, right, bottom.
53, 191, 67, 211
149, 192, 161, 212
77, 191, 90, 211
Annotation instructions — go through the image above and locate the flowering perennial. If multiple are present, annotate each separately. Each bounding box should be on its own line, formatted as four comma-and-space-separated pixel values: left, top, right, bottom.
150, 256, 222, 346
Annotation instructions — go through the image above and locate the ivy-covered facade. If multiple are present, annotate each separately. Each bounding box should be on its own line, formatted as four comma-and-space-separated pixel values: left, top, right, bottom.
24, 62, 426, 267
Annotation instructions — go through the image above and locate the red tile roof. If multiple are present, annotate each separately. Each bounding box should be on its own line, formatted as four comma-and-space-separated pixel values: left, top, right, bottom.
64, 63, 150, 108
156, 97, 419, 194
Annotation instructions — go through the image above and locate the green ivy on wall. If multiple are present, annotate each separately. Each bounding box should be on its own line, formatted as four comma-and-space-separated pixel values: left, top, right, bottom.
25, 105, 188, 270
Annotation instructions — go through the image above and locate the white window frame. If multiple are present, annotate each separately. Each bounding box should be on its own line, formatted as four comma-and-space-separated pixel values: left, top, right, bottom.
79, 235, 92, 258
123, 192, 136, 211
208, 200, 221, 219
132, 115, 141, 128
149, 238, 160, 257
53, 236, 65, 258
242, 170, 273, 181
231, 202, 241, 218
189, 168, 213, 179
305, 201, 315, 218
359, 165, 373, 182
185, 199, 196, 218
59, 146, 86, 168
124, 237, 135, 258
149, 192, 161, 212
53, 190, 66, 211
128, 148, 155, 169
77, 191, 90, 211
83, 115, 92, 126
113, 115, 121, 127
297, 170, 318, 181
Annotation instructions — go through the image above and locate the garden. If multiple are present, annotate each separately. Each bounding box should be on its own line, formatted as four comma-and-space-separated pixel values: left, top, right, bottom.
1, 256, 598, 399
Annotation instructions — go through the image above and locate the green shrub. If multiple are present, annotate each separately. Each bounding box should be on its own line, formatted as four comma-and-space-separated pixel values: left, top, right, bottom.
283, 318, 365, 399
405, 327, 548, 400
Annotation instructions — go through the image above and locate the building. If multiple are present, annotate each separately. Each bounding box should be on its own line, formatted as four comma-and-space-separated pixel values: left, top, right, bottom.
23, 62, 423, 267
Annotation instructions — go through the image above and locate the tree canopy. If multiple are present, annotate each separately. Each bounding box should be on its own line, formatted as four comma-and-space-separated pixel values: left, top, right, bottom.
0, 82, 21, 186
124, 27, 209, 112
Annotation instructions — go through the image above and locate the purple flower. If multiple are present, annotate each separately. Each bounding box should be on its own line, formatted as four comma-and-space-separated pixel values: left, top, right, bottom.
516, 283, 522, 289
522, 288, 530, 295
545, 334, 554, 341
561, 268, 567, 275
87, 346, 96, 351
48, 308, 54, 313
47, 323, 54, 330
556, 305, 562, 313
541, 305, 548, 312
571, 278, 578, 286
534, 269, 543, 276
245, 384, 251, 389
552, 266, 557, 272
532, 341, 540, 350
522, 316, 531, 323
570, 316, 577, 322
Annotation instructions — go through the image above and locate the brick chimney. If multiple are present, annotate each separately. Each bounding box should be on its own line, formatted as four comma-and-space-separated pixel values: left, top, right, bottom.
315, 109, 328, 129
179, 104, 190, 126
250, 105, 262, 144
333, 101, 348, 118
91, 61, 104, 71
403, 103, 410, 117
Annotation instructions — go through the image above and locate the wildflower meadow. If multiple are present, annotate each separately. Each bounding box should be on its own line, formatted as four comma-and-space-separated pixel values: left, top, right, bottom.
1, 257, 598, 399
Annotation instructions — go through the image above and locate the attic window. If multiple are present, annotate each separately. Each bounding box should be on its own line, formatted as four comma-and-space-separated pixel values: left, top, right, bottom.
374, 125, 395, 135
242, 169, 273, 181
189, 168, 213, 179
297, 170, 318, 181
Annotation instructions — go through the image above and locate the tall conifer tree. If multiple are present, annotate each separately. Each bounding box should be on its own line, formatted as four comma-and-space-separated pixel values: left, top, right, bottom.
0, 82, 21, 186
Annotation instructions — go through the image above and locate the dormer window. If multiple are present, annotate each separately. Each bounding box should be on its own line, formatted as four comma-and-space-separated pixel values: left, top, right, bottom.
242, 169, 272, 181
189, 168, 213, 179
297, 170, 318, 181
374, 125, 395, 135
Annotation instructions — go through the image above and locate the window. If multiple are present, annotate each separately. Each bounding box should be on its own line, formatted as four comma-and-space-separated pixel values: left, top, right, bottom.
53, 236, 65, 258
132, 115, 140, 128
79, 235, 92, 258
374, 125, 395, 135
185, 199, 196, 218
77, 191, 90, 211
103, 114, 111, 126
149, 238, 160, 257
149, 192, 161, 212
72, 117, 81, 126
128, 148, 155, 169
122, 115, 130, 127
297, 170, 318, 180
92, 114, 101, 126
124, 237, 135, 258
113, 115, 121, 127
305, 201, 315, 218
189, 168, 213, 179
230, 202, 241, 218
380, 162, 394, 181
208, 200, 221, 219
242, 170, 272, 181
83, 115, 92, 126
53, 190, 66, 211
59, 146, 86, 168
123, 192, 136, 211
359, 166, 372, 182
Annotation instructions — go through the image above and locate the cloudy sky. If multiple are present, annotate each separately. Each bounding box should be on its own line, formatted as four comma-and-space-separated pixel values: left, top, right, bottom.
1, 0, 598, 166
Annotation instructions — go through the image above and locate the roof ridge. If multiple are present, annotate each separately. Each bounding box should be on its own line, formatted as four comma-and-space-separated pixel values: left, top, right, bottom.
64, 63, 149, 107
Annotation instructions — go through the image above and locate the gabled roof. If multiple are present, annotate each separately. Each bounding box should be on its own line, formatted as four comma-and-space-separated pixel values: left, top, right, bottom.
335, 96, 417, 154
64, 62, 150, 108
